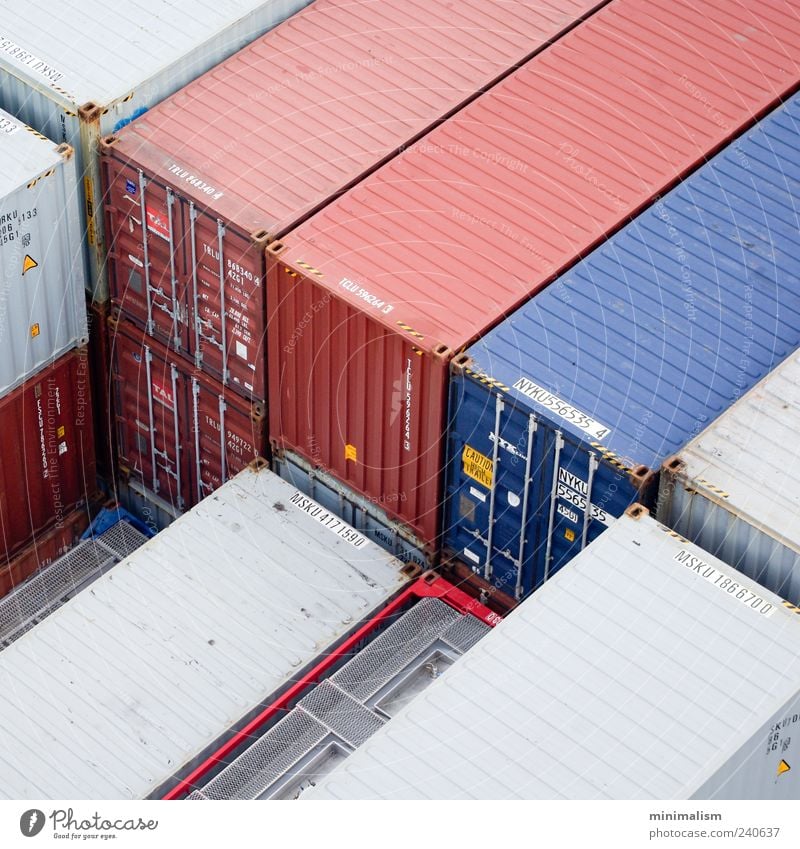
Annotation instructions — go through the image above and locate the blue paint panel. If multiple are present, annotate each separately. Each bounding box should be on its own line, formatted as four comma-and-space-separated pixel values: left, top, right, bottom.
444, 95, 800, 599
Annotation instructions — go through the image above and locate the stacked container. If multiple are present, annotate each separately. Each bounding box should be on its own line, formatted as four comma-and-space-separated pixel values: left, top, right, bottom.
110, 315, 265, 512
443, 93, 800, 600
101, 0, 612, 516
658, 349, 800, 606
306, 509, 800, 801
269, 0, 800, 568
0, 0, 312, 301
0, 107, 96, 593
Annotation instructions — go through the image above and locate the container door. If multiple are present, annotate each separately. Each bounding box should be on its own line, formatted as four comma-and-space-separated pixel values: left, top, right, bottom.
104, 156, 188, 352
531, 433, 633, 590
189, 374, 266, 506
445, 377, 545, 600
113, 323, 189, 512
188, 209, 266, 401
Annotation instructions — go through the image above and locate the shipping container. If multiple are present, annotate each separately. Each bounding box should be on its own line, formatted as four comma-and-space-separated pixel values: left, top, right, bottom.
166, 573, 497, 799
0, 517, 148, 648
0, 462, 413, 799
110, 315, 266, 512
274, 448, 430, 567
102, 0, 611, 402
307, 508, 800, 801
443, 93, 800, 599
269, 0, 800, 564
0, 107, 87, 395
0, 0, 312, 301
0, 347, 97, 567
658, 350, 800, 606
86, 297, 115, 481
0, 505, 90, 599
115, 477, 180, 534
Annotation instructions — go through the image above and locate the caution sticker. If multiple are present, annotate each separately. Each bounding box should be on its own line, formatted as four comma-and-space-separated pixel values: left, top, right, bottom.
345, 443, 357, 462
778, 760, 791, 777
22, 254, 38, 275
84, 176, 96, 246
462, 444, 493, 489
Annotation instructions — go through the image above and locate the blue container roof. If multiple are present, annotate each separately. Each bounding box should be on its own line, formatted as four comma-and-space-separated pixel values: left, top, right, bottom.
465, 94, 800, 469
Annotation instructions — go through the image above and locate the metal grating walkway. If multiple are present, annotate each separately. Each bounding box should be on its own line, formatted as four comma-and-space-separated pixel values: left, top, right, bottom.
0, 521, 149, 648
188, 598, 490, 800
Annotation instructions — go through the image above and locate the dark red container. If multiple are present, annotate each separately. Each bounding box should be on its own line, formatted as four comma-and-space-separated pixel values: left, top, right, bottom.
0, 505, 92, 598
110, 315, 266, 512
0, 348, 97, 562
268, 0, 800, 552
87, 296, 116, 483
101, 0, 610, 402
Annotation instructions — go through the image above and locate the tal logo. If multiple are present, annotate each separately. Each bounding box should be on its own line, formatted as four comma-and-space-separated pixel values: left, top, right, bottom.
19, 809, 46, 837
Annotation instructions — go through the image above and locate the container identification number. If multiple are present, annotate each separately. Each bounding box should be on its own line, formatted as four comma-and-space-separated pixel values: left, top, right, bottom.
556, 468, 614, 527
673, 549, 775, 617
556, 482, 612, 527
0, 114, 21, 135
0, 37, 64, 83
513, 377, 611, 440
289, 490, 368, 548
339, 278, 394, 314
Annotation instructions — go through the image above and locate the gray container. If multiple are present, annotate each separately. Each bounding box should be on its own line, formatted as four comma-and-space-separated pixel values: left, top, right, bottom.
659, 350, 800, 606
0, 108, 87, 395
0, 462, 409, 800
307, 508, 800, 800
0, 0, 310, 301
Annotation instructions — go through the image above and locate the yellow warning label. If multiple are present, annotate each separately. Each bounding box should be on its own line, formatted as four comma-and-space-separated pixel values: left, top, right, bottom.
57, 425, 65, 438
22, 255, 38, 275
345, 443, 357, 462
565, 528, 576, 542
84, 176, 96, 246
778, 760, 791, 776
30, 324, 40, 338
462, 445, 493, 489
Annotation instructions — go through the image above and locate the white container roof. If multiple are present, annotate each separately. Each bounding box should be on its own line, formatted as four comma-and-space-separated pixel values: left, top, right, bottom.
0, 0, 300, 108
307, 511, 800, 800
0, 465, 407, 799
0, 108, 63, 196
671, 349, 800, 557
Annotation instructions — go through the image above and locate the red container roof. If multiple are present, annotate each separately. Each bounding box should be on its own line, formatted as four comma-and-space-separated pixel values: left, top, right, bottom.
278, 0, 800, 352
111, 0, 605, 237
